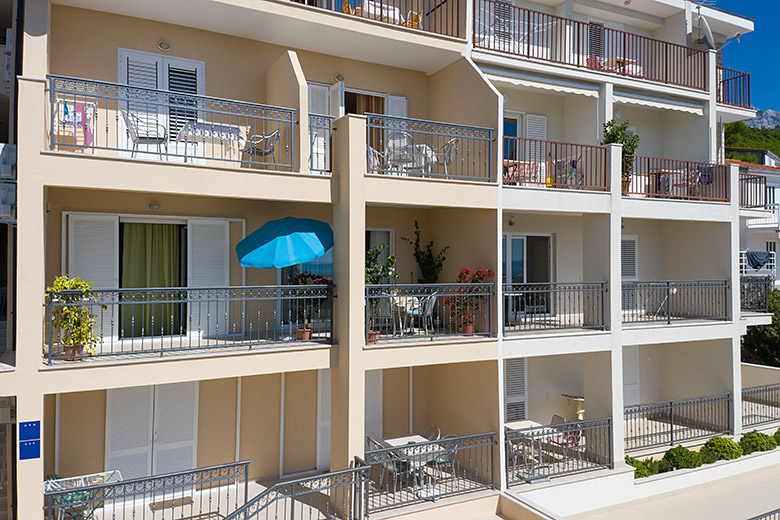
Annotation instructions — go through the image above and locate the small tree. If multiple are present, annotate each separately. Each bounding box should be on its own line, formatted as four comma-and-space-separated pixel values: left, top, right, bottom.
401, 221, 449, 284
742, 288, 780, 367
365, 243, 399, 285
46, 275, 102, 356
601, 119, 640, 178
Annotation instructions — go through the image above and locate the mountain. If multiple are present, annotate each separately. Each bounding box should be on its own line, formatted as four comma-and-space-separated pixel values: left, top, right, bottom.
745, 109, 780, 130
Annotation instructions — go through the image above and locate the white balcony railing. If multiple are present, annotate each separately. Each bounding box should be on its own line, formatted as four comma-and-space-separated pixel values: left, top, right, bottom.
746, 203, 780, 229
740, 250, 777, 279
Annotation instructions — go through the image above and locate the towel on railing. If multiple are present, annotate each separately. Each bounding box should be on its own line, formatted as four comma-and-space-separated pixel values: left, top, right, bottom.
75, 102, 94, 147
747, 251, 772, 271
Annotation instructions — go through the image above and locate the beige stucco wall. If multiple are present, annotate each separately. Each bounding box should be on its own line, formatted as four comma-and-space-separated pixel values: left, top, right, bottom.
58, 390, 106, 477
382, 367, 411, 438
527, 354, 584, 423
283, 370, 318, 475
742, 363, 780, 388
43, 394, 56, 478
239, 373, 282, 480
197, 378, 238, 469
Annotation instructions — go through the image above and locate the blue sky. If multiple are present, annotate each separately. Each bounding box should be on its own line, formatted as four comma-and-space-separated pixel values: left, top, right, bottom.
714, 0, 779, 110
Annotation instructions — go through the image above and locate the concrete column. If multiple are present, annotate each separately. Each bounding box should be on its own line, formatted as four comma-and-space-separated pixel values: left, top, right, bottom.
728, 163, 743, 435
265, 50, 308, 173
706, 49, 718, 162
15, 390, 44, 519
607, 143, 625, 467
598, 83, 614, 141
330, 115, 367, 471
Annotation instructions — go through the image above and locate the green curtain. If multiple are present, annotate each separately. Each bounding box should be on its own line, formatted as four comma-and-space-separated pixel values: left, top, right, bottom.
121, 223, 182, 337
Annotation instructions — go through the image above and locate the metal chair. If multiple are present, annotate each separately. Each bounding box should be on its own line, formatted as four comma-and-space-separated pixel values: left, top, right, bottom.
240, 128, 280, 167
120, 109, 168, 160
551, 154, 582, 187
437, 138, 458, 177
419, 426, 441, 441
385, 131, 416, 174
366, 436, 413, 493
404, 292, 437, 335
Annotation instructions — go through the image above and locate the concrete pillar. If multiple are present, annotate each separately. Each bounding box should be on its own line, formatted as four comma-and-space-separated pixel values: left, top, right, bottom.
607, 143, 625, 467
15, 391, 44, 519
728, 163, 743, 435
598, 83, 614, 141
265, 50, 308, 174
706, 49, 718, 162
330, 114, 367, 470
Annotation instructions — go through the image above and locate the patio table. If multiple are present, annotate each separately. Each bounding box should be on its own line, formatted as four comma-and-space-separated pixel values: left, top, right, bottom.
382, 434, 443, 500
355, 0, 404, 24
175, 121, 244, 163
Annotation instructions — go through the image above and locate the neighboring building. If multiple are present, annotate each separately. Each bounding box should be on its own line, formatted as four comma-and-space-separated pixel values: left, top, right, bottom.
727, 147, 780, 167
0, 0, 773, 518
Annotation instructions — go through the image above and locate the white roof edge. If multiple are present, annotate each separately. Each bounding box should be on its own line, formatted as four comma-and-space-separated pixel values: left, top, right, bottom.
700, 5, 754, 33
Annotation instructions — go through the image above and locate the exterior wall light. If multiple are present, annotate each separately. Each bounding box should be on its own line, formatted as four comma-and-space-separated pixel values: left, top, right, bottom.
148, 202, 161, 211
157, 41, 172, 52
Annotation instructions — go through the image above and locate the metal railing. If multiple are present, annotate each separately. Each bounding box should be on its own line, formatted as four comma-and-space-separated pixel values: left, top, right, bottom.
360, 432, 495, 513
621, 280, 729, 324
503, 282, 607, 335
365, 113, 494, 181
741, 276, 772, 313
740, 252, 776, 278
365, 283, 494, 343
47, 75, 296, 171
502, 137, 608, 191
225, 467, 369, 520
44, 461, 249, 520
749, 509, 780, 520
717, 67, 751, 108
292, 0, 463, 37
624, 393, 731, 451
624, 156, 729, 202
45, 285, 333, 364
505, 418, 612, 485
743, 383, 780, 429
739, 172, 767, 209
309, 113, 334, 173
746, 203, 780, 229
473, 0, 707, 90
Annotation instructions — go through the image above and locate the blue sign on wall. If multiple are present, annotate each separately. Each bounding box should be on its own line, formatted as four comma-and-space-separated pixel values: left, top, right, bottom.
19, 440, 40, 460
19, 421, 41, 459
19, 421, 40, 441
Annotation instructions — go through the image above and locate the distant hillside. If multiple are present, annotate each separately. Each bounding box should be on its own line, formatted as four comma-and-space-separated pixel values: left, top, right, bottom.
724, 120, 780, 162
745, 109, 780, 130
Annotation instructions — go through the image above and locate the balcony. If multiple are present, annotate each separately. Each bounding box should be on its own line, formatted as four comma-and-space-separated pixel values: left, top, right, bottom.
46, 76, 297, 172
502, 137, 608, 191
366, 114, 494, 181
44, 285, 333, 365
717, 67, 751, 109
624, 157, 729, 202
746, 203, 780, 229
743, 383, 780, 429
365, 283, 494, 344
741, 275, 772, 313
473, 1, 707, 91
621, 280, 729, 325
740, 172, 767, 209
740, 251, 775, 280
502, 282, 607, 336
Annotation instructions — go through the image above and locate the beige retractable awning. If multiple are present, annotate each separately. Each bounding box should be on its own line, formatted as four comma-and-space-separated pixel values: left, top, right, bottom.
613, 94, 704, 116
485, 74, 600, 98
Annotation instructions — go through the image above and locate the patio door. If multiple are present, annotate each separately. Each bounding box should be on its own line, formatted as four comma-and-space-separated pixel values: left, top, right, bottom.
187, 219, 229, 339
365, 370, 383, 448
504, 358, 527, 422
623, 346, 640, 407
105, 382, 198, 480
503, 234, 551, 322
118, 48, 205, 160
621, 236, 638, 311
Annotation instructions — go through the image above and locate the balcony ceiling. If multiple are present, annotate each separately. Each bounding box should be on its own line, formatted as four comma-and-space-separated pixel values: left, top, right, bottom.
53, 0, 465, 74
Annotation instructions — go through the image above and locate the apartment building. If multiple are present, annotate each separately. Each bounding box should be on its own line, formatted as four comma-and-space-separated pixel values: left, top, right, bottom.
0, 0, 775, 518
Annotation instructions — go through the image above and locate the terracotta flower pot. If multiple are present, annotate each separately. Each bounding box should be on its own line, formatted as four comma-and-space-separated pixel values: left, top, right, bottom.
462, 323, 475, 335
621, 177, 632, 196
63, 344, 84, 361
297, 327, 312, 341
367, 330, 380, 345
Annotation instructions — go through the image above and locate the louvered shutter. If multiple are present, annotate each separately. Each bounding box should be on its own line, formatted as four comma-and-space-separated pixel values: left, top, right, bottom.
505, 358, 527, 421
524, 114, 547, 163
494, 2, 514, 52
187, 219, 229, 338
166, 62, 199, 146
317, 369, 331, 470
68, 214, 119, 340
120, 50, 163, 155
106, 386, 154, 479
329, 82, 344, 119
152, 382, 198, 475
387, 96, 408, 118
588, 22, 605, 59
621, 238, 638, 310
364, 370, 383, 448
309, 83, 330, 172
623, 346, 640, 406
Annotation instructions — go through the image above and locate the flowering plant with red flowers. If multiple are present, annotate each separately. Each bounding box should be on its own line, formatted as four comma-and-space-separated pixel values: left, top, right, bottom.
288, 271, 333, 328
446, 267, 495, 325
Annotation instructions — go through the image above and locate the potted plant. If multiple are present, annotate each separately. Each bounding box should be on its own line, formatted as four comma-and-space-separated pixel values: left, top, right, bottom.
45, 274, 103, 361
289, 272, 333, 340
365, 243, 399, 344
600, 119, 640, 195
401, 221, 449, 284
447, 267, 495, 335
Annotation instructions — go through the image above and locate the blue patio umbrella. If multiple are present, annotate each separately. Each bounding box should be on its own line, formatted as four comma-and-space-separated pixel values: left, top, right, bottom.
236, 217, 334, 269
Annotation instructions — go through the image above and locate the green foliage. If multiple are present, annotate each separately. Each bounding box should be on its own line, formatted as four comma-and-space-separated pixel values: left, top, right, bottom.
739, 431, 778, 455
663, 446, 703, 469
625, 455, 653, 478
46, 275, 103, 355
699, 448, 718, 465
725, 151, 758, 163
725, 121, 780, 159
742, 288, 780, 367
702, 437, 743, 461
600, 119, 640, 177
365, 243, 400, 285
401, 221, 449, 284
656, 459, 673, 473
774, 428, 780, 446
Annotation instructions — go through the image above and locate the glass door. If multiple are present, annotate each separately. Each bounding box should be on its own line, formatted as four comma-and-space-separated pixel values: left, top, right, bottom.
503, 234, 551, 324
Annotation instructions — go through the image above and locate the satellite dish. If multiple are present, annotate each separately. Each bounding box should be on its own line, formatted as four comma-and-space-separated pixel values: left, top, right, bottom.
696, 13, 716, 50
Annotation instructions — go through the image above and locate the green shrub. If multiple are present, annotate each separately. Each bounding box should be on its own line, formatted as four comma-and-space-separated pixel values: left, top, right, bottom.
774, 428, 780, 446
702, 437, 743, 461
625, 455, 658, 479
656, 459, 673, 473
699, 448, 718, 465
740, 431, 778, 455
663, 446, 703, 469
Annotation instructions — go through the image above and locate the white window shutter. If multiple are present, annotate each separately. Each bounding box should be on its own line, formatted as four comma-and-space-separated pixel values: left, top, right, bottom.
387, 95, 408, 118
106, 386, 154, 479
329, 81, 344, 119
188, 219, 229, 337
309, 83, 330, 116
120, 49, 162, 89
623, 346, 640, 406
153, 382, 198, 475
68, 214, 119, 289
505, 358, 527, 422
317, 369, 332, 470
309, 83, 331, 172
364, 370, 383, 448
621, 238, 638, 280
524, 114, 547, 162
